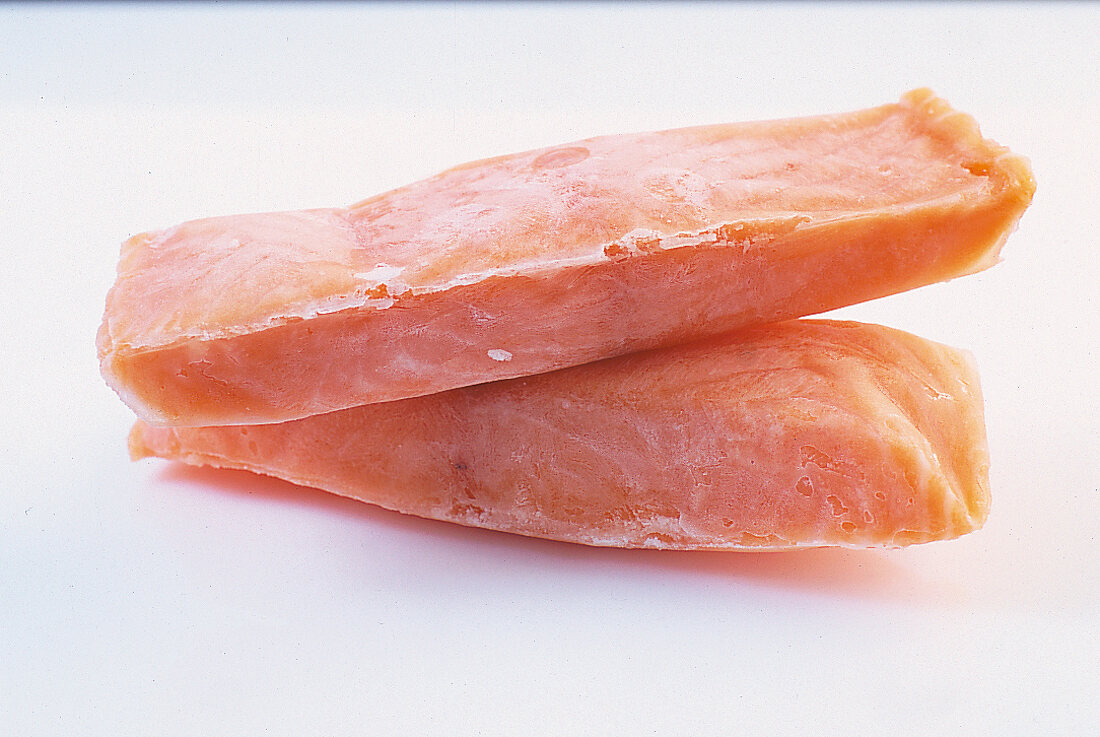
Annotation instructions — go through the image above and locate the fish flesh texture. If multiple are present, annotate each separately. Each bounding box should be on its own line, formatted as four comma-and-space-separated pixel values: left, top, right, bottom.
130, 320, 990, 549
99, 90, 1033, 427
99, 89, 1032, 426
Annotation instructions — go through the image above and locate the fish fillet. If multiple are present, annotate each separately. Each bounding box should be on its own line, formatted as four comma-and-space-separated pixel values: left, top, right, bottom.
100, 89, 1033, 426
130, 320, 990, 549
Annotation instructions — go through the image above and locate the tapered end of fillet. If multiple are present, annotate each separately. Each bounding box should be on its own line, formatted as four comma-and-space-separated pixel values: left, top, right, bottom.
128, 422, 158, 461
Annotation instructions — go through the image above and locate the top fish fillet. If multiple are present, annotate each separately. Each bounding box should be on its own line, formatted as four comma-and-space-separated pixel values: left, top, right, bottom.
98, 89, 1033, 426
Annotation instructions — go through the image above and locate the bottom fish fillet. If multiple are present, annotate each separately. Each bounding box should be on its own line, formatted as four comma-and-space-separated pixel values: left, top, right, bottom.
130, 320, 990, 549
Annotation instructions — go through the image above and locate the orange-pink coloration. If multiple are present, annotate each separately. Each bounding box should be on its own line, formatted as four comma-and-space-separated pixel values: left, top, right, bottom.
130, 321, 990, 549
99, 89, 1033, 426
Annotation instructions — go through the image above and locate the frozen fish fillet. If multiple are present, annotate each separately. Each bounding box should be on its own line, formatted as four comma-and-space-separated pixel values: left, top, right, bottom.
131, 320, 991, 550
100, 89, 1032, 426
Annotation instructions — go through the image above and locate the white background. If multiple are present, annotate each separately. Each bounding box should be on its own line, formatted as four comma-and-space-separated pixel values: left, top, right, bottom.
2, 3, 1097, 735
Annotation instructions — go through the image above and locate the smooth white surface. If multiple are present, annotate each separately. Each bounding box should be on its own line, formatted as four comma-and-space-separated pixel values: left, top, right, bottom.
1, 3, 1097, 734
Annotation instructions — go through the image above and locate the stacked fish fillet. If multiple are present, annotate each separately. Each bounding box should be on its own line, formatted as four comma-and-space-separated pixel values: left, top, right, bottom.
99, 89, 1034, 550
